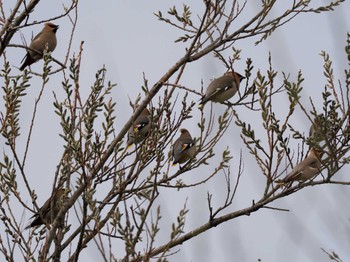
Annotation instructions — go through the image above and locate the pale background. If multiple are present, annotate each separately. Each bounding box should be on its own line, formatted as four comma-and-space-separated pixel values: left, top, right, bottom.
2, 1, 350, 261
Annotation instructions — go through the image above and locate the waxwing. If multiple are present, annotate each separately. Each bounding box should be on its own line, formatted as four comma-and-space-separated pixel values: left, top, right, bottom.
25, 188, 66, 229
283, 148, 322, 183
172, 128, 196, 166
127, 107, 151, 148
198, 71, 245, 108
20, 23, 59, 71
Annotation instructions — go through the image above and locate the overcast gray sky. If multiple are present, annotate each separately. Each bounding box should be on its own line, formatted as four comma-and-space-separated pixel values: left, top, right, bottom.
3, 1, 350, 261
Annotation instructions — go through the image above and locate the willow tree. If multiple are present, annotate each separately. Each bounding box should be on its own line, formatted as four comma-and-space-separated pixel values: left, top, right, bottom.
0, 0, 348, 261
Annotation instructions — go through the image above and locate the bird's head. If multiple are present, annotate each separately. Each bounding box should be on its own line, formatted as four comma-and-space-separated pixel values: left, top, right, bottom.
225, 71, 245, 82
45, 23, 59, 33
310, 147, 323, 160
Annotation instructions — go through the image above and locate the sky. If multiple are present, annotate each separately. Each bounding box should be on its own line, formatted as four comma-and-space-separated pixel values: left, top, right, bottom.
2, 0, 350, 261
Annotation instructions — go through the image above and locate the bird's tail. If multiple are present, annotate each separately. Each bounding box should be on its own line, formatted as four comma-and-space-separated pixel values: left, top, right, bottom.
19, 53, 35, 71
198, 97, 206, 109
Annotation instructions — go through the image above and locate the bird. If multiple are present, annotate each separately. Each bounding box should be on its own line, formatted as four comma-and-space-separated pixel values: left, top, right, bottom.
198, 71, 245, 108
19, 22, 59, 71
172, 128, 196, 166
25, 188, 67, 229
126, 107, 151, 148
282, 148, 322, 183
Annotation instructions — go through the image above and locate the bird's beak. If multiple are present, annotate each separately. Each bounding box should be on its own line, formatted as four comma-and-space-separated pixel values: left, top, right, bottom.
53, 25, 59, 33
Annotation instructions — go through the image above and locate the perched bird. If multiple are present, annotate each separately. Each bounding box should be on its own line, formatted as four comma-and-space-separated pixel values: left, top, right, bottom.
172, 128, 196, 166
20, 22, 59, 71
198, 71, 245, 108
127, 107, 151, 148
25, 188, 66, 229
282, 148, 322, 183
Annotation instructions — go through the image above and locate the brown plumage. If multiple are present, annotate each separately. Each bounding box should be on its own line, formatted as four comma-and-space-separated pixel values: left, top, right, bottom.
172, 128, 196, 166
283, 148, 322, 183
198, 71, 245, 108
20, 22, 59, 71
25, 188, 66, 229
127, 107, 151, 148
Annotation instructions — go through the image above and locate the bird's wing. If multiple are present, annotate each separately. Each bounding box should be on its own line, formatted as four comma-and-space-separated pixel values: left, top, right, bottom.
37, 197, 53, 218
284, 156, 319, 182
205, 76, 233, 98
177, 138, 194, 153
284, 158, 307, 181
284, 168, 301, 182
133, 116, 149, 132
308, 159, 320, 169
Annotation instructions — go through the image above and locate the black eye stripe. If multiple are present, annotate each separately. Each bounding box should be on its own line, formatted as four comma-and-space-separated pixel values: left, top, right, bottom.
47, 24, 58, 29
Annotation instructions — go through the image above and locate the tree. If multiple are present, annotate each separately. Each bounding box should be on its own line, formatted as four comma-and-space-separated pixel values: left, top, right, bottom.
0, 0, 349, 261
